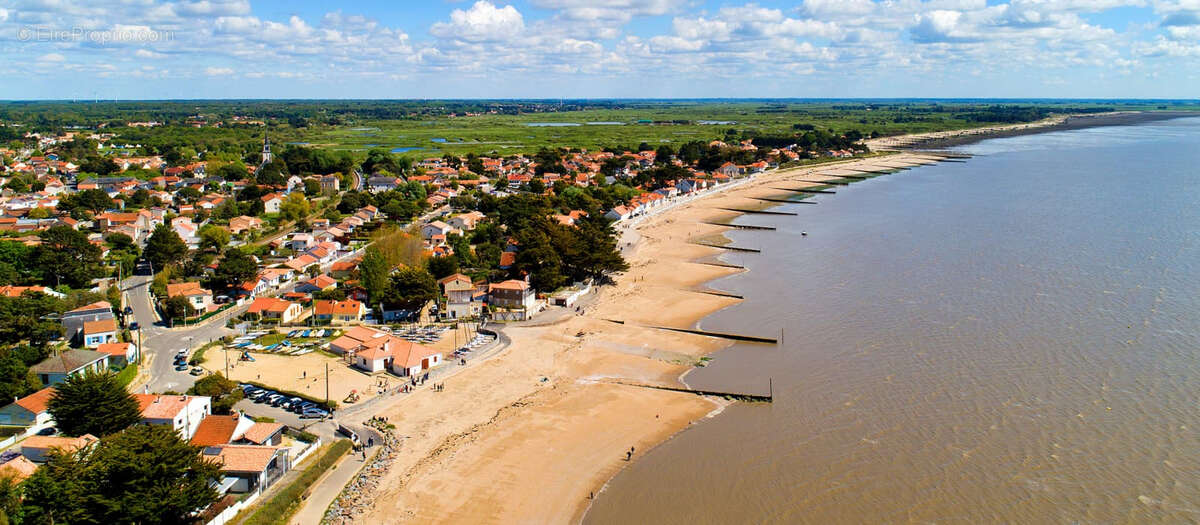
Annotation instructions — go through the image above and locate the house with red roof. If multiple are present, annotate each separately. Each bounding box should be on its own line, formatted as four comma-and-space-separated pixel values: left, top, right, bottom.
245, 297, 304, 324
135, 394, 211, 440
0, 387, 56, 430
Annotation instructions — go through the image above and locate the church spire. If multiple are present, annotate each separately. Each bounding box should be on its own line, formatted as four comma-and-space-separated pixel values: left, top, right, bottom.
261, 132, 272, 164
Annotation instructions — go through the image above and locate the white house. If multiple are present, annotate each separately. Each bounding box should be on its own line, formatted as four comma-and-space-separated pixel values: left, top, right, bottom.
261, 193, 283, 214
135, 394, 212, 441
0, 387, 56, 431
421, 221, 453, 240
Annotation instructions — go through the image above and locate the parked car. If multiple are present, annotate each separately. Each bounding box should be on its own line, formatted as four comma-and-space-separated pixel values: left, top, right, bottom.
174, 363, 188, 371
302, 408, 330, 419
36, 427, 57, 436
189, 367, 204, 376
129, 322, 140, 331
123, 306, 133, 315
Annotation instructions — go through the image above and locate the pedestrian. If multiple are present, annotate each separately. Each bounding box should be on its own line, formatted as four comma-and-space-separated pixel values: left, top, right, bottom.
369, 437, 374, 447
625, 451, 632, 461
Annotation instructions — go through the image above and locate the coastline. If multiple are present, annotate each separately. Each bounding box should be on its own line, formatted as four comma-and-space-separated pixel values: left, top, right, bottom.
866, 110, 1196, 150
347, 111, 1184, 525
347, 153, 942, 524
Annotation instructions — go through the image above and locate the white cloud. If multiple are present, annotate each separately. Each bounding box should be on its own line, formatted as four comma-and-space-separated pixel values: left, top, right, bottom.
430, 1, 524, 42
38, 52, 66, 62
204, 66, 233, 75
135, 48, 166, 58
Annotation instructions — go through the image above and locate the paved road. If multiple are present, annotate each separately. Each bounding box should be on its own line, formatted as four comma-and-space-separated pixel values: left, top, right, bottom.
123, 267, 241, 393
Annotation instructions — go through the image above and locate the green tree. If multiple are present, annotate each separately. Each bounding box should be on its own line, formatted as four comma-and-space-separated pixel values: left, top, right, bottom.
164, 295, 194, 321
426, 256, 459, 280
214, 162, 248, 181
280, 192, 310, 222
144, 224, 188, 270
21, 424, 221, 524
359, 246, 390, 305
26, 207, 50, 220
197, 224, 231, 252
48, 371, 143, 437
187, 373, 244, 415
34, 225, 103, 288
210, 248, 257, 291
62, 188, 115, 215
382, 267, 436, 312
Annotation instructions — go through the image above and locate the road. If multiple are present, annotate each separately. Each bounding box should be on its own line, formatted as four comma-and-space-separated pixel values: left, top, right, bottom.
123, 269, 242, 393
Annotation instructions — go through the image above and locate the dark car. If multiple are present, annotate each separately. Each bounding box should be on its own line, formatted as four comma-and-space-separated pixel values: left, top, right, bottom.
174, 363, 189, 371
129, 322, 140, 331
36, 427, 57, 436
123, 306, 133, 315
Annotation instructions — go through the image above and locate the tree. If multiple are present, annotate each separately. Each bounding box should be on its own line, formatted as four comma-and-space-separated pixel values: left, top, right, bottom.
48, 371, 143, 437
21, 424, 221, 524
214, 162, 248, 181
197, 224, 230, 252
34, 225, 102, 288
105, 232, 136, 253
382, 267, 436, 312
164, 295, 194, 321
210, 248, 256, 291
144, 224, 188, 270
280, 192, 310, 222
188, 373, 244, 414
426, 256, 459, 280
26, 207, 50, 220
359, 246, 390, 305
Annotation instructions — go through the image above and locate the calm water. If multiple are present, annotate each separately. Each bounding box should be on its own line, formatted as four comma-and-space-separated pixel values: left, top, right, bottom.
587, 118, 1200, 524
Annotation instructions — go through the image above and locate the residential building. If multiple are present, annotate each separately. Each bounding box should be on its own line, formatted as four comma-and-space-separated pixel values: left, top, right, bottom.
421, 220, 452, 240
261, 193, 283, 214
167, 281, 214, 312
439, 273, 479, 319
190, 412, 257, 447
135, 394, 212, 441
295, 274, 337, 294
0, 387, 55, 430
21, 434, 98, 463
30, 349, 109, 386
245, 297, 304, 324
96, 342, 138, 367
81, 318, 118, 348
313, 299, 366, 324
202, 444, 290, 495
61, 301, 113, 346
489, 279, 537, 310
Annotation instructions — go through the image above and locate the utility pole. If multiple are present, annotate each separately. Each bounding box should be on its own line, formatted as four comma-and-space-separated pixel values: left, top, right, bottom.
224, 346, 229, 378
325, 361, 329, 406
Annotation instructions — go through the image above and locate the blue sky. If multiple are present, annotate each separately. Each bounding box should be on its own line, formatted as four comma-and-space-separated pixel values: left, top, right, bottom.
0, 0, 1197, 100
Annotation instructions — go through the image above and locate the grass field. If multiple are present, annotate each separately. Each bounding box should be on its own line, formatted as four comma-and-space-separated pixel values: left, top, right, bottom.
300, 100, 1191, 159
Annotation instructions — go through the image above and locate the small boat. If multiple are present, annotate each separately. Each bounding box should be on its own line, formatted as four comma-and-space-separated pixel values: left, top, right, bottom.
801, 231, 808, 236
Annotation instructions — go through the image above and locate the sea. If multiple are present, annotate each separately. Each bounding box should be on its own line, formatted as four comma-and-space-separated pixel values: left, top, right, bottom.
586, 117, 1200, 524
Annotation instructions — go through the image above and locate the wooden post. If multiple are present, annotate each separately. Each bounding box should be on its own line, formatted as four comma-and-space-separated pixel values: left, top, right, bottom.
325, 361, 329, 406
769, 378, 773, 400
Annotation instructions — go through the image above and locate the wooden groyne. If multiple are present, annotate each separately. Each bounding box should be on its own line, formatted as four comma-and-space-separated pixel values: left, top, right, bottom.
648, 325, 777, 344
691, 241, 760, 253
793, 179, 850, 186
701, 221, 777, 230
608, 380, 773, 403
914, 151, 973, 159
816, 172, 867, 179
748, 197, 816, 204
688, 287, 744, 299
771, 187, 835, 194
716, 207, 798, 216
691, 260, 745, 270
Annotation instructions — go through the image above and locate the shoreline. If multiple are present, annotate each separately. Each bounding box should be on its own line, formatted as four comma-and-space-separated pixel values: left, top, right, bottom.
347, 153, 940, 524
347, 112, 1182, 524
866, 110, 1196, 150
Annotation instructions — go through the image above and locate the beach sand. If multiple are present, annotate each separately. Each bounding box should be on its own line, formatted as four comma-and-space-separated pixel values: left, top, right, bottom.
331, 153, 950, 525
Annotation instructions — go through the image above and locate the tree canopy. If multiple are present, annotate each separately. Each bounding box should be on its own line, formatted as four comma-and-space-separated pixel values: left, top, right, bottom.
20, 424, 222, 525
143, 223, 188, 270
48, 371, 143, 437
34, 225, 103, 288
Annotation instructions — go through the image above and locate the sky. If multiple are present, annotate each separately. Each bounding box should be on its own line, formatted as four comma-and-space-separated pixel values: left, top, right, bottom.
0, 0, 1197, 100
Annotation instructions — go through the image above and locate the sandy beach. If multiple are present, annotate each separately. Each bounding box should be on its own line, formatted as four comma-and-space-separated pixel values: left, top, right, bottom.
318, 151, 949, 525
